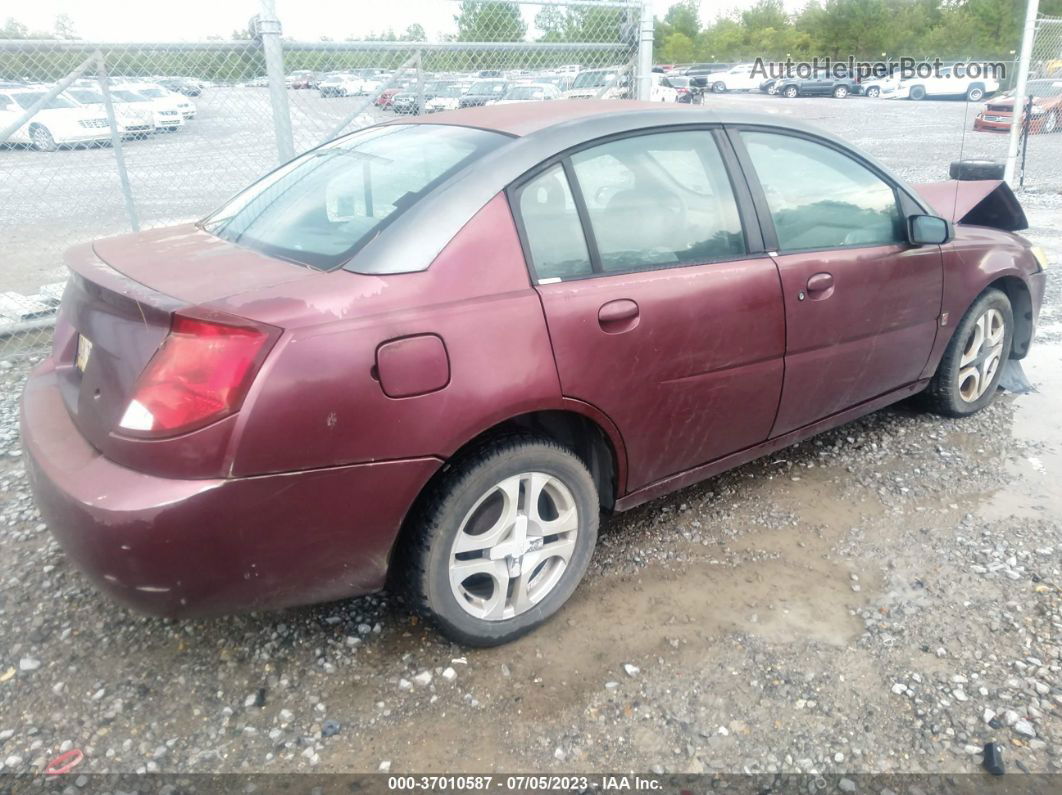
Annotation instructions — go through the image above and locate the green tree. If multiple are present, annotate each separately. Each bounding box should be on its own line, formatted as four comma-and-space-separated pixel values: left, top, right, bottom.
454, 1, 527, 42
53, 14, 78, 40
402, 24, 427, 42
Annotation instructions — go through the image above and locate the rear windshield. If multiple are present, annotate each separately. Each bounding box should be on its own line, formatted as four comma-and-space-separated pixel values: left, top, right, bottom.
201, 124, 505, 270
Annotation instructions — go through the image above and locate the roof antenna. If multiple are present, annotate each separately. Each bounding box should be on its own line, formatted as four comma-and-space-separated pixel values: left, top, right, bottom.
953, 70, 973, 223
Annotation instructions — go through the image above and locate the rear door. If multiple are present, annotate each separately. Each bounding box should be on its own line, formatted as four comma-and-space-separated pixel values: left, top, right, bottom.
731, 128, 943, 437
511, 129, 785, 491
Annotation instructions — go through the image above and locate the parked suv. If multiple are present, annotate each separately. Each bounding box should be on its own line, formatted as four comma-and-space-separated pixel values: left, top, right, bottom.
897, 64, 999, 101
776, 68, 860, 98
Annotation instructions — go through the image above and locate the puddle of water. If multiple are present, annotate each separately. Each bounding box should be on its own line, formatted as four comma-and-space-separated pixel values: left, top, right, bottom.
980, 339, 1062, 521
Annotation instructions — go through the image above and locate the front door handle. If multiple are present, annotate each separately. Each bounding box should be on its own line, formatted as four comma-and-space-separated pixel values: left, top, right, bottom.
804, 272, 834, 300
598, 299, 640, 333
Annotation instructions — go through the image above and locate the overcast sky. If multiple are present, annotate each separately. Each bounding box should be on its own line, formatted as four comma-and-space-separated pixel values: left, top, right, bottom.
9, 1, 804, 43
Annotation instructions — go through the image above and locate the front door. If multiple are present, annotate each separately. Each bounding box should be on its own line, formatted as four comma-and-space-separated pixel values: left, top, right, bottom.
511, 129, 786, 491
734, 129, 943, 436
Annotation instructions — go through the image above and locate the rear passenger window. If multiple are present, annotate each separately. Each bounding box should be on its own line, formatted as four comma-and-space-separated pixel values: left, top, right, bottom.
741, 131, 905, 252
570, 131, 745, 273
516, 165, 593, 282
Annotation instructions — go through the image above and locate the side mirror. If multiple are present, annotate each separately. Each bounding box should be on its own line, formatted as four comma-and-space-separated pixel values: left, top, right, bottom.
908, 214, 952, 245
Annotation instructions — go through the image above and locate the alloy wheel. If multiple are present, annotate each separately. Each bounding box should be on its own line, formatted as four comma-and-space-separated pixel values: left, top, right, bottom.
957, 308, 1006, 402
448, 472, 579, 621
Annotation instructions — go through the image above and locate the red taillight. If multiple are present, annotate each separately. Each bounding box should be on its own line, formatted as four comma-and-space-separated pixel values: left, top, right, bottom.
118, 312, 276, 436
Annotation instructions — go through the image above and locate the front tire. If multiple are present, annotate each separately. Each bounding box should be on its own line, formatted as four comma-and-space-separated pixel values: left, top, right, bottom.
865, 86, 880, 98
712, 81, 726, 93
782, 85, 798, 98
925, 289, 1013, 417
909, 85, 926, 101
832, 85, 849, 98
402, 437, 599, 647
30, 124, 57, 152
966, 85, 985, 102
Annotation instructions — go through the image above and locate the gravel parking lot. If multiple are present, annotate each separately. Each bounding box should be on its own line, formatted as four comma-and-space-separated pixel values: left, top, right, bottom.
0, 91, 1061, 780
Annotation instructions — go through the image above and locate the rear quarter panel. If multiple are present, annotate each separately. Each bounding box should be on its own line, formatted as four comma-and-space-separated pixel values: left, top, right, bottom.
215, 195, 565, 477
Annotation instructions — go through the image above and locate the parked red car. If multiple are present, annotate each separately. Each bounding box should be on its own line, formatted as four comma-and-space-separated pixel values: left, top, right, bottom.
22, 102, 1047, 646
974, 79, 1062, 134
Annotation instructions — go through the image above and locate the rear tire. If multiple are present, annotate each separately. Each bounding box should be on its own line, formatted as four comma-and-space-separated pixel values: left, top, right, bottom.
925, 289, 1013, 417
30, 124, 57, 152
833, 85, 849, 98
909, 85, 926, 101
712, 81, 726, 93
966, 85, 985, 102
865, 86, 880, 98
401, 436, 599, 647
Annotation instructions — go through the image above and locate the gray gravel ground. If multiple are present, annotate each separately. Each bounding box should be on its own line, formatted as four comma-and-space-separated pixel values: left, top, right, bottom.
0, 95, 1061, 779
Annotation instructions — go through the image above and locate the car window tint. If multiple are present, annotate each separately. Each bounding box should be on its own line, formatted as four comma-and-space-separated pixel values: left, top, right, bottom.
517, 165, 592, 282
201, 124, 505, 270
570, 131, 745, 273
741, 131, 905, 252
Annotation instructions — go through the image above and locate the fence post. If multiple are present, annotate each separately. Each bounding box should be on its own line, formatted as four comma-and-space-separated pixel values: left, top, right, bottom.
1004, 0, 1040, 186
259, 0, 295, 163
96, 51, 140, 233
636, 0, 653, 101
415, 51, 425, 116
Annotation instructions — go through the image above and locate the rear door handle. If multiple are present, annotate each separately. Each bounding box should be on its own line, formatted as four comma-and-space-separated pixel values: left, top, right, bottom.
806, 272, 833, 291
598, 299, 639, 332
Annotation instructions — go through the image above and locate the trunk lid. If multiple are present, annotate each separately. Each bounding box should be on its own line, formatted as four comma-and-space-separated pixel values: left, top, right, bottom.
56, 226, 313, 459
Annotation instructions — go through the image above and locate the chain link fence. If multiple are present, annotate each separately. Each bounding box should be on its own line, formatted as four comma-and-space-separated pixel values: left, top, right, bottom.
0, 0, 646, 357
1015, 15, 1062, 187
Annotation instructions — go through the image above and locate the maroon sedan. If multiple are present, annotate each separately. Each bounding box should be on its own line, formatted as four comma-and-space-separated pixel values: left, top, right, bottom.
22, 101, 1047, 646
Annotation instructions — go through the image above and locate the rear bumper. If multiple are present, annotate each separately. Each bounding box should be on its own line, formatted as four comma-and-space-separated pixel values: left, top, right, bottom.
21, 361, 440, 617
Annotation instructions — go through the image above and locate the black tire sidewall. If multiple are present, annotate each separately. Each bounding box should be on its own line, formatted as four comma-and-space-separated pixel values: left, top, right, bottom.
421, 441, 599, 646
932, 289, 1013, 416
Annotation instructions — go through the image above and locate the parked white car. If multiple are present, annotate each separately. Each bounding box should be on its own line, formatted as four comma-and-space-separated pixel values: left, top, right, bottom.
650, 73, 680, 102
700, 63, 760, 93
860, 75, 903, 98
488, 83, 561, 104
318, 72, 361, 97
122, 82, 193, 129
563, 67, 630, 99
424, 85, 467, 112
895, 65, 1000, 101
65, 87, 155, 137
0, 88, 110, 151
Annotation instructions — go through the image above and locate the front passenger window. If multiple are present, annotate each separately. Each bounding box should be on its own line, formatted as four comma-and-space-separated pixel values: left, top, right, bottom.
741, 131, 905, 252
